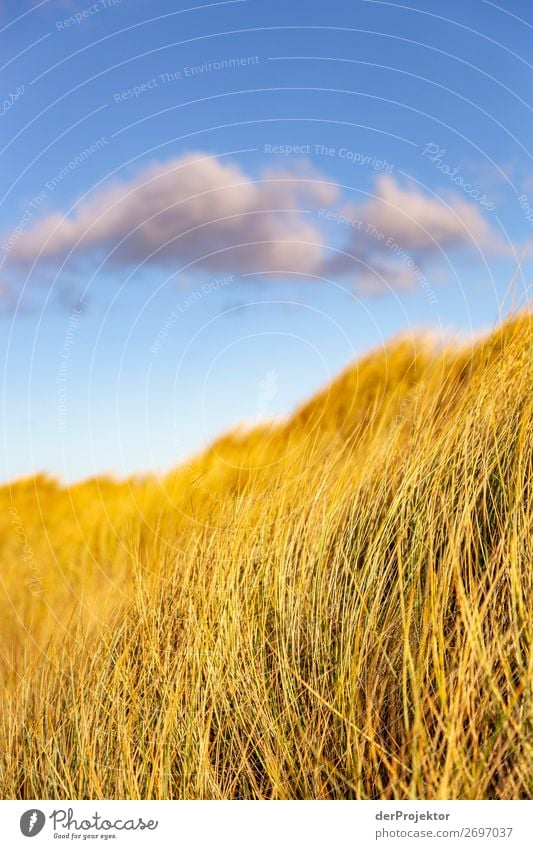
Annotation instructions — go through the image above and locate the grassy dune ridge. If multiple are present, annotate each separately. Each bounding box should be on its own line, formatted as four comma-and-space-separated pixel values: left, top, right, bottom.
1, 313, 531, 799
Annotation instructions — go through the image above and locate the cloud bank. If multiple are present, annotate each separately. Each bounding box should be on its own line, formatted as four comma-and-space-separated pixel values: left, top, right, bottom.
2, 152, 504, 298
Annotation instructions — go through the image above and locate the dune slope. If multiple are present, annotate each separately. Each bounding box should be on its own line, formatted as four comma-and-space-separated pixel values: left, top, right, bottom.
1, 313, 531, 799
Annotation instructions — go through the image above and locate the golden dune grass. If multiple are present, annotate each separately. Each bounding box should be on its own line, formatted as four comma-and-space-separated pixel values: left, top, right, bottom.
0, 313, 531, 799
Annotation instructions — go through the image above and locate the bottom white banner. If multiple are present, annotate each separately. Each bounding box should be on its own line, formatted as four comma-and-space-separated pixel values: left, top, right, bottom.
1, 800, 532, 848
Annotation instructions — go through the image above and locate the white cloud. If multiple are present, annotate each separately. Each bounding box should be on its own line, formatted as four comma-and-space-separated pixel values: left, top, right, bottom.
6, 152, 337, 277
362, 175, 493, 250
321, 174, 511, 297
2, 156, 506, 301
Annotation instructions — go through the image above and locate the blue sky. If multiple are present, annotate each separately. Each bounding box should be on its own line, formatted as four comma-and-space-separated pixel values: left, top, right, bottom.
1, 0, 531, 483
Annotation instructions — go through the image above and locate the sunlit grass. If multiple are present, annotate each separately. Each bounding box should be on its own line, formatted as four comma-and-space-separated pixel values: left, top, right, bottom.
1, 312, 531, 799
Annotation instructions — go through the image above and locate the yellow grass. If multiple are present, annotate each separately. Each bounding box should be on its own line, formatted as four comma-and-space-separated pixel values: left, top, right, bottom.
1, 312, 531, 799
